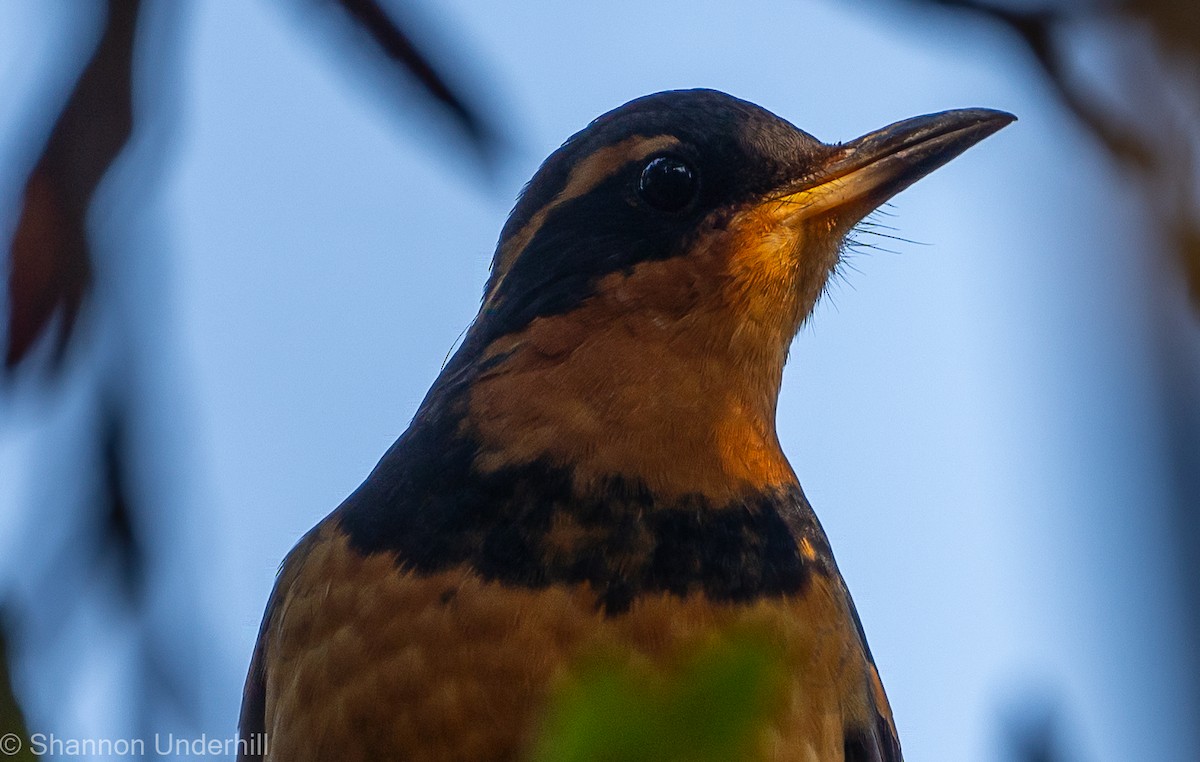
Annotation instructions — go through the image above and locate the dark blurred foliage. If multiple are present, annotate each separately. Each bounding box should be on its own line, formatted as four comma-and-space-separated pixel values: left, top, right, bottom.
912, 0, 1200, 307
3, 0, 1199, 756
1003, 696, 1079, 762
3, 0, 499, 375
1, 0, 502, 750
330, 0, 500, 155
4, 0, 137, 372
893, 0, 1200, 748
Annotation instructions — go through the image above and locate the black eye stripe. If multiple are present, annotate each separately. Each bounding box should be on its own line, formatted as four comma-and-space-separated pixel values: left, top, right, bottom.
476, 169, 686, 342
477, 152, 708, 344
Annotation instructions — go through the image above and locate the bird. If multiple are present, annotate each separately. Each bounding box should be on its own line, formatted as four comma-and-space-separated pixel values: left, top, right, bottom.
237, 89, 1013, 762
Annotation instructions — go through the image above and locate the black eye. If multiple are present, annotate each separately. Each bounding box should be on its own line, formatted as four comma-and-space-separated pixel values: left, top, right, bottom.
637, 155, 698, 212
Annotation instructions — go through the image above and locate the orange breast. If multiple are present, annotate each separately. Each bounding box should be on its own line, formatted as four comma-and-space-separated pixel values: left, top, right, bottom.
260, 526, 892, 762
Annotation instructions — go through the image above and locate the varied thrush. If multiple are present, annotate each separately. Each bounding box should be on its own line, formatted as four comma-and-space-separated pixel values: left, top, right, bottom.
238, 89, 1012, 761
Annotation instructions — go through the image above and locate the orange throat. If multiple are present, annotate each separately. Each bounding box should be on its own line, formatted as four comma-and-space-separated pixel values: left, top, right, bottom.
463, 233, 808, 504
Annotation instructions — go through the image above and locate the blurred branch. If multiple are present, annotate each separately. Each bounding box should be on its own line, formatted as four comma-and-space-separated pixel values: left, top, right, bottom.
901, 0, 1200, 753
929, 0, 1155, 167
5, 0, 506, 376
332, 0, 498, 155
4, 0, 140, 374
98, 399, 144, 602
1, 0, 509, 754
920, 0, 1199, 304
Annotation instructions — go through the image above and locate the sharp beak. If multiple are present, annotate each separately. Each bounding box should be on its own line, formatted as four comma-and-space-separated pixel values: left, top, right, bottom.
781, 108, 1016, 222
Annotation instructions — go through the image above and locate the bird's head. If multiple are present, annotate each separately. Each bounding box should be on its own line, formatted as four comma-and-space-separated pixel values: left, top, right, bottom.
444, 90, 1013, 501
478, 89, 1012, 347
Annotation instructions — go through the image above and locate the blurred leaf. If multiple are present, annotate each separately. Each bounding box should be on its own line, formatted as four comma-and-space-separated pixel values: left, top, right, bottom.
1123, 0, 1200, 60
1178, 219, 1200, 311
1003, 697, 1076, 762
926, 0, 1156, 167
5, 168, 91, 373
530, 634, 786, 762
902, 0, 1200, 748
4, 0, 139, 373
915, 0, 1200, 309
323, 0, 501, 160
6, 0, 504, 375
99, 401, 143, 600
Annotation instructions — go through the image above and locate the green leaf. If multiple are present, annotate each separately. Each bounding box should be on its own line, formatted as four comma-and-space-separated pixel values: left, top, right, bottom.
530, 633, 787, 762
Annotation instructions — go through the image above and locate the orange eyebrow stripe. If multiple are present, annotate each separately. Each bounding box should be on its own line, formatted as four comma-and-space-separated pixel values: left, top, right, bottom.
485, 134, 680, 304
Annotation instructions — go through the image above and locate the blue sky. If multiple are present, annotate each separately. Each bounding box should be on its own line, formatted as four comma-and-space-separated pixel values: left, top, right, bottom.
1, 0, 1193, 759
